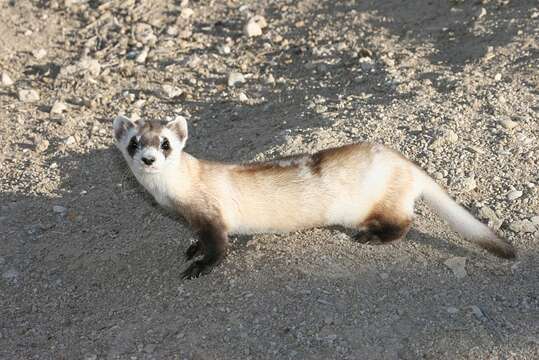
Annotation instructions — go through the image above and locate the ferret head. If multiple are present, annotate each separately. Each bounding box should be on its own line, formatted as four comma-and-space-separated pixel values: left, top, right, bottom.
113, 115, 188, 175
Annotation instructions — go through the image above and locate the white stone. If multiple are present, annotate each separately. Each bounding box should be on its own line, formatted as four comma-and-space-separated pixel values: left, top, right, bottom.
50, 101, 68, 114
180, 7, 194, 18
244, 19, 262, 37
32, 48, 47, 59
444, 257, 467, 279
160, 84, 183, 98
1, 72, 14, 86
18, 89, 40, 102
228, 72, 245, 87
78, 58, 101, 76
507, 190, 523, 201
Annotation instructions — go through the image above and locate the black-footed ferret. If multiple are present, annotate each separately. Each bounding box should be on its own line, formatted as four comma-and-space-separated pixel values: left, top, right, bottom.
113, 115, 515, 279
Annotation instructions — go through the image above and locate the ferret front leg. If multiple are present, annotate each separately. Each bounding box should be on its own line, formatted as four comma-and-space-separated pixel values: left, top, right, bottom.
181, 221, 228, 279
184, 241, 202, 260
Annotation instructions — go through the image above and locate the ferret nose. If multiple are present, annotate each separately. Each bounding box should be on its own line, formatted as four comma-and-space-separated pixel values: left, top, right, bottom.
142, 156, 155, 165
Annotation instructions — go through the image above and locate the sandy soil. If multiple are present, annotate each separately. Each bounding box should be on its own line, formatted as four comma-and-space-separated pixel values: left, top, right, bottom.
1, 0, 538, 359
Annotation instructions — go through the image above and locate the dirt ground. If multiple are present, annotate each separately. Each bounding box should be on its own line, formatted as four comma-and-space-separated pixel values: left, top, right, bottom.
1, 0, 538, 359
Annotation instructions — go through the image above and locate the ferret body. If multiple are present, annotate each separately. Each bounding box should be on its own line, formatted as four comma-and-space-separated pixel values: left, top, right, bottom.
113, 115, 515, 278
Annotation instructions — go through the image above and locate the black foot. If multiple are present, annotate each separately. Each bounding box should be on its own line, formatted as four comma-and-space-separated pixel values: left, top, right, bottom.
184, 241, 202, 260
354, 231, 382, 244
181, 257, 222, 280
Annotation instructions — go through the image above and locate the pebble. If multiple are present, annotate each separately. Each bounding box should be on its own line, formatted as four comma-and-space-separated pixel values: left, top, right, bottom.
531, 216, 539, 227
447, 306, 459, 314
78, 58, 101, 77
500, 118, 518, 129
509, 220, 536, 233
238, 92, 248, 102
35, 139, 49, 153
476, 7, 487, 20
445, 129, 459, 143
50, 101, 68, 114
166, 25, 179, 36
443, 256, 467, 279
134, 23, 157, 45
217, 43, 231, 55
160, 84, 183, 99
53, 205, 67, 214
359, 57, 374, 71
479, 206, 503, 230
1, 72, 14, 86
228, 72, 245, 87
180, 7, 194, 19
64, 136, 76, 146
32, 48, 47, 59
135, 47, 149, 64
507, 190, 523, 201
470, 305, 486, 321
83, 354, 97, 360
244, 18, 263, 37
18, 89, 40, 102
493, 73, 502, 81
461, 177, 477, 192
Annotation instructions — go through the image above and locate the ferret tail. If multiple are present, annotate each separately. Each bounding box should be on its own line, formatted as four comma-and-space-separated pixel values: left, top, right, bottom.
417, 170, 516, 259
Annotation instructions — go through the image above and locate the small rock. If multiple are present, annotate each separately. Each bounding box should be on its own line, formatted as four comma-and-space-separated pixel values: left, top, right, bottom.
180, 7, 194, 18
359, 57, 374, 71
50, 101, 68, 114
217, 43, 231, 55
78, 58, 101, 77
166, 26, 179, 36
500, 118, 518, 129
1, 72, 14, 86
507, 190, 523, 201
32, 48, 47, 60
52, 205, 67, 214
494, 73, 502, 81
509, 220, 536, 233
35, 139, 49, 153
244, 19, 263, 37
479, 206, 503, 230
380, 272, 389, 280
228, 72, 245, 87
462, 177, 477, 192
64, 136, 76, 146
135, 47, 149, 64
447, 306, 459, 314
531, 216, 539, 227
470, 305, 486, 321
160, 84, 183, 99
238, 92, 248, 102
134, 23, 157, 45
144, 344, 157, 353
18, 89, 40, 102
83, 354, 97, 360
250, 15, 268, 29
445, 130, 459, 143
265, 74, 275, 85
476, 7, 487, 20
444, 257, 467, 279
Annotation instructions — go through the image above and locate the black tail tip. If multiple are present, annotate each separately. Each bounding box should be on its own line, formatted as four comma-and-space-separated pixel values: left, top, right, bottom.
477, 238, 517, 259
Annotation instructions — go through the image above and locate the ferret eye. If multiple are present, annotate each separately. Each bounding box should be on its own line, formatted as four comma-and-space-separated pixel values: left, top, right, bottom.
161, 138, 170, 151
128, 137, 138, 150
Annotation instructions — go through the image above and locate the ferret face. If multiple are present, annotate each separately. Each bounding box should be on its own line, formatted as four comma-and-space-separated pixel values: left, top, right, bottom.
113, 115, 188, 175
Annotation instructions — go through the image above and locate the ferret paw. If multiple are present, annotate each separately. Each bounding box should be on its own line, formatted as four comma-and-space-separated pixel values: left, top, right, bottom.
181, 258, 221, 280
184, 242, 202, 260
354, 231, 382, 244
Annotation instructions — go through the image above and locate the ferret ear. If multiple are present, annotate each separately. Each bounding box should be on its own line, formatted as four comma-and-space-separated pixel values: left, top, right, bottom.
166, 116, 188, 142
113, 115, 135, 141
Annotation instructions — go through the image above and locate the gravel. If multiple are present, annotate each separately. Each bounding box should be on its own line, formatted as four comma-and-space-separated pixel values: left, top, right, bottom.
1, 0, 537, 359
